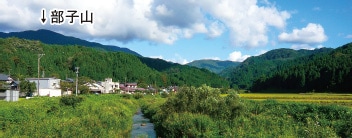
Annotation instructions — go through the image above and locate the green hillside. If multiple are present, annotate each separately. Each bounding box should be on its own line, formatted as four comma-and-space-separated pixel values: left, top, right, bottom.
221, 48, 333, 89
138, 57, 229, 88
0, 29, 141, 56
0, 38, 229, 88
251, 42, 352, 92
186, 59, 240, 74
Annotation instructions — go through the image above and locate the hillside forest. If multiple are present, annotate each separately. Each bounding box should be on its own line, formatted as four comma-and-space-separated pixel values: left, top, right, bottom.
0, 38, 229, 89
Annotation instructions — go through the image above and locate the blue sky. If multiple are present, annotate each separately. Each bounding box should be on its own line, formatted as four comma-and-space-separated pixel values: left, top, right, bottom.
0, 0, 351, 64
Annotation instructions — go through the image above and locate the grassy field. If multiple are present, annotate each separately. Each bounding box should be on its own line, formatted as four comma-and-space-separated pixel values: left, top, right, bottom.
0, 95, 139, 137
238, 93, 352, 107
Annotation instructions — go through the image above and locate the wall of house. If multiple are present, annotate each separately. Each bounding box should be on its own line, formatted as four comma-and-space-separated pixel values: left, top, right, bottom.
0, 90, 19, 101
28, 78, 60, 89
36, 89, 61, 97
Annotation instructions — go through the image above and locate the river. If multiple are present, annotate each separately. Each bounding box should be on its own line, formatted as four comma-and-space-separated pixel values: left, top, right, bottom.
130, 108, 156, 138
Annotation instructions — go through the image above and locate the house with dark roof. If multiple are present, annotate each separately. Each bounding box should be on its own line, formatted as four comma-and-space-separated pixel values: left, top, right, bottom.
0, 74, 18, 90
0, 73, 9, 82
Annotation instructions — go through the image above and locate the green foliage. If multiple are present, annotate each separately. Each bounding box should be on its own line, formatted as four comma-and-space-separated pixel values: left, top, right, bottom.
0, 37, 229, 89
59, 96, 85, 108
120, 94, 132, 99
0, 95, 138, 137
221, 48, 333, 89
141, 90, 352, 137
139, 57, 230, 88
142, 85, 244, 137
251, 42, 352, 92
133, 93, 144, 99
162, 112, 218, 137
187, 59, 240, 74
20, 80, 36, 96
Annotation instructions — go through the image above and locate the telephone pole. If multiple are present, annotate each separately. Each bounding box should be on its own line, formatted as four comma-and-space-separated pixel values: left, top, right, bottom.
75, 67, 79, 96
37, 54, 44, 96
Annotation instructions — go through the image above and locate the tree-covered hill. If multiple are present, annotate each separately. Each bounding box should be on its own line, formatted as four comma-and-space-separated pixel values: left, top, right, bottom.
220, 48, 333, 89
186, 59, 240, 74
0, 38, 229, 88
138, 57, 229, 88
0, 29, 141, 56
251, 42, 352, 93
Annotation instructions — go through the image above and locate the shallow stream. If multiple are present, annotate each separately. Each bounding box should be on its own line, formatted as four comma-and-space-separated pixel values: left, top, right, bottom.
130, 108, 156, 138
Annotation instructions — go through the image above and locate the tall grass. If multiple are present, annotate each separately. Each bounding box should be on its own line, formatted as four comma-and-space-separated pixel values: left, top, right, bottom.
0, 94, 138, 137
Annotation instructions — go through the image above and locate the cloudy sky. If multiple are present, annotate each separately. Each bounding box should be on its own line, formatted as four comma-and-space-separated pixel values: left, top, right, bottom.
1, 0, 351, 64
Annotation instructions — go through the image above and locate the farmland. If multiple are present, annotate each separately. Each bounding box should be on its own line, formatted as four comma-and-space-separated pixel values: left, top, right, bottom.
238, 93, 352, 107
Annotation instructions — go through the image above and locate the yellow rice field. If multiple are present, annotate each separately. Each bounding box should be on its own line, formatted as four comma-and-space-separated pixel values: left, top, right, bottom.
238, 93, 352, 107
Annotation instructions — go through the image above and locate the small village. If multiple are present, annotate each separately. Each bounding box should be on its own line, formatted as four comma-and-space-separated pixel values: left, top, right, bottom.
0, 73, 178, 101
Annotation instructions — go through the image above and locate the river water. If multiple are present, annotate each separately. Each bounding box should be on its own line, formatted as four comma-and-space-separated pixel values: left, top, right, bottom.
130, 108, 156, 138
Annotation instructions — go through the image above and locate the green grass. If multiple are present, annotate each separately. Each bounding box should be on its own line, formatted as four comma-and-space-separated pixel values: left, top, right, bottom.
0, 94, 138, 137
144, 88, 352, 137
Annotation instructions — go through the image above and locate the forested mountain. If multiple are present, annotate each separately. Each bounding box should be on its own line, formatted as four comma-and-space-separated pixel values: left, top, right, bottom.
186, 59, 240, 74
138, 57, 229, 87
0, 38, 229, 88
0, 29, 141, 56
251, 42, 352, 93
221, 48, 333, 89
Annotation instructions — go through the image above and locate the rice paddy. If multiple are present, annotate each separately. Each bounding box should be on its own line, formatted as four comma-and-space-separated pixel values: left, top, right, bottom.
238, 93, 352, 107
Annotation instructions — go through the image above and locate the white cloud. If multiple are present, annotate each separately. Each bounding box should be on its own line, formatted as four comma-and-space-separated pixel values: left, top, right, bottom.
149, 55, 164, 59
291, 44, 315, 50
345, 34, 352, 39
291, 44, 325, 50
149, 54, 189, 64
0, 0, 290, 48
316, 44, 324, 49
278, 23, 328, 44
200, 0, 290, 48
207, 21, 225, 38
204, 57, 221, 60
166, 53, 189, 65
228, 51, 250, 62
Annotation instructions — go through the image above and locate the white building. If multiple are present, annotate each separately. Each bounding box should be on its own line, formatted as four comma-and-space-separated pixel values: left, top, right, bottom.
26, 78, 62, 97
99, 78, 119, 93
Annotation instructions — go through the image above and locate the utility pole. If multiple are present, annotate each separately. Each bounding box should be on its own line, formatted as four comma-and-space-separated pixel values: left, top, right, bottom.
37, 54, 44, 97
75, 67, 79, 96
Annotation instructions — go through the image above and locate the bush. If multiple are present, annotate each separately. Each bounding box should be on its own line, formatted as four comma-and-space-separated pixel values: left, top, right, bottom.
161, 112, 218, 137
60, 96, 85, 108
120, 94, 132, 99
160, 92, 169, 98
133, 93, 144, 99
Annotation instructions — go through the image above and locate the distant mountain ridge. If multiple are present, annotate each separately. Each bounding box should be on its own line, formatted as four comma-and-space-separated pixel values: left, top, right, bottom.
0, 29, 141, 56
186, 59, 240, 74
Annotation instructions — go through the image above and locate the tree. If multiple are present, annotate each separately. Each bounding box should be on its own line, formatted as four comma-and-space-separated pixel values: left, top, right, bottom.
20, 80, 36, 97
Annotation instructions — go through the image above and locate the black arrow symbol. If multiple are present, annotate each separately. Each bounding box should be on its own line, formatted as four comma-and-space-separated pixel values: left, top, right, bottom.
41, 9, 46, 24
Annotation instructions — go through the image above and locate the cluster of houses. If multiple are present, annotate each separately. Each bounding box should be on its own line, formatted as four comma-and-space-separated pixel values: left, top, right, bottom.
0, 73, 178, 101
